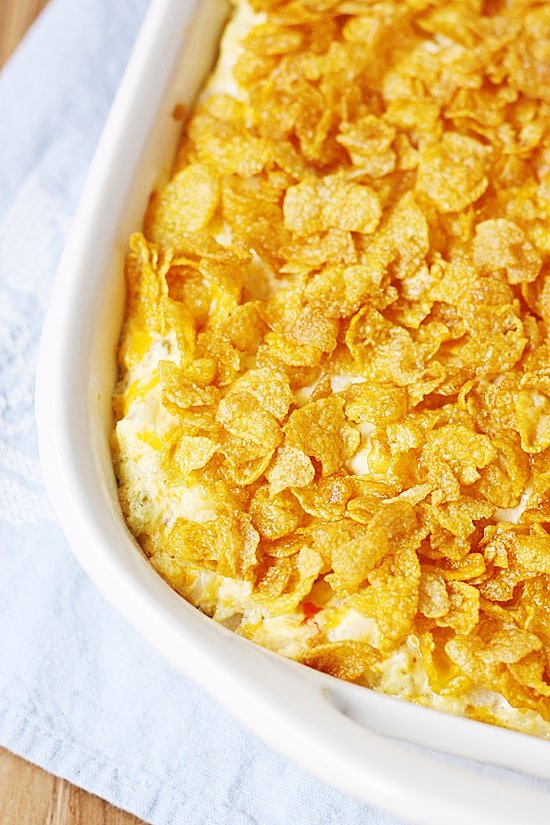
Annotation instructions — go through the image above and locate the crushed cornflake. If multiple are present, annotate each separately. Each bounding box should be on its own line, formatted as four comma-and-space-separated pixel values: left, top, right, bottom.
113, 0, 550, 739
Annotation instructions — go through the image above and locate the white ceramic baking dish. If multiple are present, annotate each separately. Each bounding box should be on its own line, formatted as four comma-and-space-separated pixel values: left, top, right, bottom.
35, 2, 550, 822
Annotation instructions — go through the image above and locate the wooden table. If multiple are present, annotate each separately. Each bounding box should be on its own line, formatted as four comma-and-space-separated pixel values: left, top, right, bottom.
0, 2, 144, 822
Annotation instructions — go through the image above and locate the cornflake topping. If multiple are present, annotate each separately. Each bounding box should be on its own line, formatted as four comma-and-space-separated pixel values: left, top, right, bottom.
114, 0, 550, 737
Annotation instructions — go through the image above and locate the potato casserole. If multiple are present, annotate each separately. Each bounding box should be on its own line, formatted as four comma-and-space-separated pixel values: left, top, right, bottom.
113, 0, 550, 739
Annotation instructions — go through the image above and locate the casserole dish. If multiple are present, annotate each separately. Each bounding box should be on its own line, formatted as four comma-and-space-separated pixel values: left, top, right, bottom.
35, 1, 550, 822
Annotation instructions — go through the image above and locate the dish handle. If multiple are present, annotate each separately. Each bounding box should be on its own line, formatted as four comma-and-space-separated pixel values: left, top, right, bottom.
228, 645, 550, 825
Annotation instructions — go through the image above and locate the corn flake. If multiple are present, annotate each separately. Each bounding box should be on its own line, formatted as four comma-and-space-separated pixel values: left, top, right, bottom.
146, 164, 220, 245
473, 219, 542, 284
328, 500, 418, 592
416, 133, 489, 213
304, 641, 380, 681
515, 374, 550, 454
284, 396, 360, 476
284, 176, 381, 235
266, 445, 316, 495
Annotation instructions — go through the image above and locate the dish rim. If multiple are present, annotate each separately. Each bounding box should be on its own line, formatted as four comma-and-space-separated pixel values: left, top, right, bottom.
35, 2, 550, 823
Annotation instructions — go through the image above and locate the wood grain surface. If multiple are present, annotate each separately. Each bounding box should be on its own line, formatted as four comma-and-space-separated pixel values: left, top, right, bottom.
0, 749, 143, 825
0, 2, 145, 823
0, 0, 49, 65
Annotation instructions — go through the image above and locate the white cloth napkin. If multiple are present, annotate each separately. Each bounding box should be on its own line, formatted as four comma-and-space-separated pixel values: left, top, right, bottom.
0, 1, 406, 822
